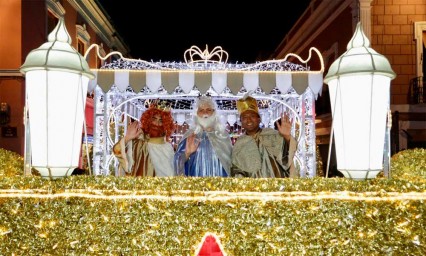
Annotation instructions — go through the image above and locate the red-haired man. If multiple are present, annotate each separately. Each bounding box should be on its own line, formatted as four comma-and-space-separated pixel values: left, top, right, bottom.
113, 102, 175, 177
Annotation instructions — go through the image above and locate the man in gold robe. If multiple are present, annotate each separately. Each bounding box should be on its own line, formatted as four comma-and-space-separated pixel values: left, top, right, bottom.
231, 95, 297, 178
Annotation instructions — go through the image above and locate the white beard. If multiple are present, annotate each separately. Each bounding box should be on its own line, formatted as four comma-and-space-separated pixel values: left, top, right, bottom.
193, 114, 228, 138
195, 115, 216, 130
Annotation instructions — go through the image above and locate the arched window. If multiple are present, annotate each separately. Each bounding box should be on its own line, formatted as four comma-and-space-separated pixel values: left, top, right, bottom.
47, 0, 65, 31
76, 24, 90, 57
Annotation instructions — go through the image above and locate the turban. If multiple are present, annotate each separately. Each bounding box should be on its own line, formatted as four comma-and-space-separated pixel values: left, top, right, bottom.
236, 95, 258, 115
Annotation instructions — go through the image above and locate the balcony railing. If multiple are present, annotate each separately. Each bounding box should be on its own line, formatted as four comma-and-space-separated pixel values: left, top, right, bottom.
409, 76, 425, 104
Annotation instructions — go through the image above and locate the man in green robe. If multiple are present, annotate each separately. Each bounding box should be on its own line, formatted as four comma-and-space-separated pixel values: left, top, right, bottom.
231, 95, 297, 178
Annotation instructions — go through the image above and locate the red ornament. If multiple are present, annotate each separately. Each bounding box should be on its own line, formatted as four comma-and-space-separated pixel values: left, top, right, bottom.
197, 234, 225, 256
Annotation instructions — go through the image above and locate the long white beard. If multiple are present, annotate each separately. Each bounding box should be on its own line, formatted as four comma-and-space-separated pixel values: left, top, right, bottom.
195, 115, 216, 130
193, 114, 228, 139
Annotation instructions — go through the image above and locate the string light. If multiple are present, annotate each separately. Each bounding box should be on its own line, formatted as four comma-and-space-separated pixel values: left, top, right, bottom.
93, 45, 323, 73
1, 189, 426, 201
101, 59, 309, 72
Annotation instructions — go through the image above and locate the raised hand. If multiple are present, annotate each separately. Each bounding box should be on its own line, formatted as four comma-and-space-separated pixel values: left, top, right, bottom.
185, 133, 200, 159
276, 113, 292, 142
124, 121, 143, 143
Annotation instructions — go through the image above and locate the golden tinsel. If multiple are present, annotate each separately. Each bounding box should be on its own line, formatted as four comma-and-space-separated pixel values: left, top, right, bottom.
391, 148, 426, 181
316, 144, 324, 177
0, 148, 24, 177
0, 149, 425, 255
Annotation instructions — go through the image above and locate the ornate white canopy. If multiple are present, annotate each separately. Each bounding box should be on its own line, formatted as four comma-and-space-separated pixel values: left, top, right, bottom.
87, 45, 325, 97
89, 69, 324, 97
87, 45, 325, 178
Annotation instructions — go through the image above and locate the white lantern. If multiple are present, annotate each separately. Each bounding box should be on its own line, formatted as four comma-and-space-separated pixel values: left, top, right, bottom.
20, 18, 94, 179
324, 22, 395, 180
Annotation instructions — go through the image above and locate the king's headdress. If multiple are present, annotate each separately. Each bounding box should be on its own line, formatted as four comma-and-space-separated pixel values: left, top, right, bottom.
236, 93, 258, 115
147, 99, 171, 112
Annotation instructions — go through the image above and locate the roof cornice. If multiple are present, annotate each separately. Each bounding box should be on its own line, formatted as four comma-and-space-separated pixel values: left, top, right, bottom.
272, 0, 353, 59
67, 0, 130, 56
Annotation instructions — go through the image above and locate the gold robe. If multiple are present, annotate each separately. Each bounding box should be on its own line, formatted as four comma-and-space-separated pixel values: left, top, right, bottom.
113, 135, 174, 177
231, 128, 297, 178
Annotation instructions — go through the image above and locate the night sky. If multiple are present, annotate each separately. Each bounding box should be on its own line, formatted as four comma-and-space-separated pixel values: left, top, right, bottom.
96, 1, 311, 63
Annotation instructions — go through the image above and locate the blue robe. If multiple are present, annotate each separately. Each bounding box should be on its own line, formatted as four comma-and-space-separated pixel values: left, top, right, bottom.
174, 131, 229, 177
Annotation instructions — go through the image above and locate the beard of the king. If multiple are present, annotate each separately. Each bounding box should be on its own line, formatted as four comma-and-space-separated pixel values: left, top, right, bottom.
147, 124, 165, 138
195, 114, 217, 131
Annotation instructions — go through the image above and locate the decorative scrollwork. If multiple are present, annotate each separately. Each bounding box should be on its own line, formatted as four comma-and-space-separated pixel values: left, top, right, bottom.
88, 43, 323, 72
184, 45, 229, 65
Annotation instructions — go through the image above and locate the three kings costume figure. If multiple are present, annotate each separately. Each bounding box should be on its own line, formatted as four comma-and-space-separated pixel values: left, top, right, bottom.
113, 101, 175, 177
174, 96, 232, 177
231, 95, 298, 178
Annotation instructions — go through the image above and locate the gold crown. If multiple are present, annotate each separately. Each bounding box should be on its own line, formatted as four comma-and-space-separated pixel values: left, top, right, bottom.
147, 99, 171, 112
236, 96, 258, 115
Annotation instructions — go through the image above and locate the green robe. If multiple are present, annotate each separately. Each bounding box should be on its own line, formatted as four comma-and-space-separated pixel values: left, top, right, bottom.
231, 128, 297, 178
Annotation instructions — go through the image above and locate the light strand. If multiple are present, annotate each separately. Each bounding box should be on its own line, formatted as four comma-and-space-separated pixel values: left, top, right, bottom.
1, 190, 425, 201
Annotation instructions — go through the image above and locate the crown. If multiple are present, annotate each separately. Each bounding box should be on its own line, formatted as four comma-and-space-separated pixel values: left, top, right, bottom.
147, 99, 171, 112
184, 45, 228, 65
236, 95, 259, 115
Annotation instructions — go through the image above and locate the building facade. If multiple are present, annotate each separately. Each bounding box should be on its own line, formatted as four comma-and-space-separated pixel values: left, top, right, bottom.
271, 0, 426, 175
0, 0, 129, 155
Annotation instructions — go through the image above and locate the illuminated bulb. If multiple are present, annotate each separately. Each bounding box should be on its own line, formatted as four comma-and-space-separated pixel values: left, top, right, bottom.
368, 231, 377, 237
399, 221, 410, 227
173, 237, 181, 244
0, 228, 12, 235
412, 235, 420, 245
176, 113, 186, 125
227, 114, 237, 126
49, 221, 56, 227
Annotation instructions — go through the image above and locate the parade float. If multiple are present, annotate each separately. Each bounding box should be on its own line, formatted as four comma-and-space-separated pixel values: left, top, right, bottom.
88, 42, 322, 179
0, 18, 425, 256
